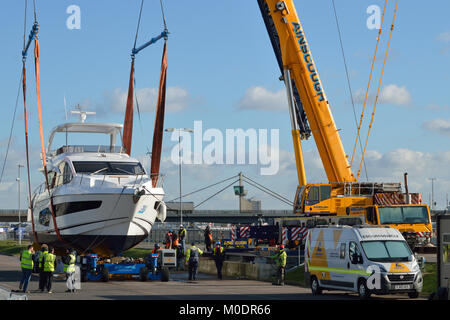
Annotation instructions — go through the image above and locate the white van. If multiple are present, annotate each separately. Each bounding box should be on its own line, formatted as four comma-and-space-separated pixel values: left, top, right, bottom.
305, 225, 423, 298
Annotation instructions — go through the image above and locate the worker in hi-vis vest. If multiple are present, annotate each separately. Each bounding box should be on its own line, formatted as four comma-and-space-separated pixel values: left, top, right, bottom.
42, 247, 56, 293
63, 248, 77, 293
19, 245, 35, 293
272, 244, 287, 286
37, 244, 48, 291
178, 225, 187, 254
185, 242, 203, 281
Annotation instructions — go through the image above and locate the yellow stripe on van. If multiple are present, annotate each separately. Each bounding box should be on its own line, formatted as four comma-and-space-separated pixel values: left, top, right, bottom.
333, 230, 343, 249
308, 264, 371, 276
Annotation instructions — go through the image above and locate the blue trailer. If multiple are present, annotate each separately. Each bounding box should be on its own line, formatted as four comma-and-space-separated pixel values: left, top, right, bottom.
80, 249, 175, 282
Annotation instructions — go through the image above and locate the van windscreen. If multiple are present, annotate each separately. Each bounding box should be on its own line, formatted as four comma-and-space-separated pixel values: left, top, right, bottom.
361, 240, 412, 262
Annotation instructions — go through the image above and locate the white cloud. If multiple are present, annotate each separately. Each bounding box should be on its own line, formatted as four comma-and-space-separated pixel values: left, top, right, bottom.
238, 86, 287, 111
422, 118, 450, 137
354, 84, 411, 106
425, 104, 450, 111
379, 84, 412, 105
437, 32, 450, 43
109, 86, 190, 113
355, 148, 450, 207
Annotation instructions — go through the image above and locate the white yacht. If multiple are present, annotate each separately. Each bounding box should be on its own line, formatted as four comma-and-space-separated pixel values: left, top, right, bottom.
31, 121, 166, 256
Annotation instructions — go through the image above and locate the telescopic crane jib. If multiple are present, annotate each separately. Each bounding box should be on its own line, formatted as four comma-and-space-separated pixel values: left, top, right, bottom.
258, 0, 432, 248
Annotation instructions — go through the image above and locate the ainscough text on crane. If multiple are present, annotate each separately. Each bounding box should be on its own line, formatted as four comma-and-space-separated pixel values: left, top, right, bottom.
292, 22, 325, 102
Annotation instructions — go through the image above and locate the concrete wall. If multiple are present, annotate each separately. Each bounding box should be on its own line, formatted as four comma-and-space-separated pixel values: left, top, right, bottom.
0, 286, 27, 300
198, 258, 274, 281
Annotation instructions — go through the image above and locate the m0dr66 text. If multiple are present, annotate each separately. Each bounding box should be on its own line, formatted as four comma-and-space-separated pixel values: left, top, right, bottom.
223, 305, 271, 315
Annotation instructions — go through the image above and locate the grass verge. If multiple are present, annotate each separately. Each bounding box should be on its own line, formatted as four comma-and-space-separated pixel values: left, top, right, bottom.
421, 262, 437, 297
286, 266, 305, 286
0, 240, 30, 256
121, 247, 151, 259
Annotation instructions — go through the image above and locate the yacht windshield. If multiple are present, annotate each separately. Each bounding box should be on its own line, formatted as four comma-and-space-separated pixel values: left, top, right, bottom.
377, 206, 429, 224
73, 161, 145, 175
361, 240, 412, 262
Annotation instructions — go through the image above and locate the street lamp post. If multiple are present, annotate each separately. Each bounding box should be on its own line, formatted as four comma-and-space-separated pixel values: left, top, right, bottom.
165, 128, 193, 226
429, 178, 436, 210
17, 164, 24, 245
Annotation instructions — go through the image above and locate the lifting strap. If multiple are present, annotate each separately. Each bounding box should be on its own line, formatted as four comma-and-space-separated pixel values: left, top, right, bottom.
34, 37, 64, 243
22, 61, 38, 243
123, 59, 135, 155
150, 42, 167, 187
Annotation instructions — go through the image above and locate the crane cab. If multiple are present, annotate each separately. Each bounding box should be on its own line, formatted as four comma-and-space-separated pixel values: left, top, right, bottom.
293, 183, 372, 215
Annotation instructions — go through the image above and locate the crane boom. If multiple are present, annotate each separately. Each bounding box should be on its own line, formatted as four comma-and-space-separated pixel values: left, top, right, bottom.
262, 0, 355, 183
259, 1, 432, 250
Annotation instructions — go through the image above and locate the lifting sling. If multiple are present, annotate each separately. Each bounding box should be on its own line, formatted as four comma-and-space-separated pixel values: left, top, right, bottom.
150, 42, 167, 187
123, 0, 169, 185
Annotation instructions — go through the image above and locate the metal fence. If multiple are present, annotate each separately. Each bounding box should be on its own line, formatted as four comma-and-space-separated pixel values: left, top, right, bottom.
0, 231, 31, 242
144, 222, 233, 245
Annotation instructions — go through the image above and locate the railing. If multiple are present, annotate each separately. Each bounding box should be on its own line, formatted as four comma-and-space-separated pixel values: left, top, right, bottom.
51, 145, 126, 156
338, 181, 402, 196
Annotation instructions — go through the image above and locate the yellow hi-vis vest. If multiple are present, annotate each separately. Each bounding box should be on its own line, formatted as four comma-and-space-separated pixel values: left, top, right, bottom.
38, 251, 47, 270
21, 250, 34, 270
43, 253, 56, 272
275, 249, 287, 267
179, 228, 187, 239
64, 254, 76, 273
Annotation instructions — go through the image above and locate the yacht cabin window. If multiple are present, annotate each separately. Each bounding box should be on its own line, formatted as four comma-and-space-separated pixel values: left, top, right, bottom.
72, 161, 145, 176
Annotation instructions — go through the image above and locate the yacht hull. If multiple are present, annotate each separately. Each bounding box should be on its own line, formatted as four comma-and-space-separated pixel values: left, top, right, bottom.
32, 189, 165, 256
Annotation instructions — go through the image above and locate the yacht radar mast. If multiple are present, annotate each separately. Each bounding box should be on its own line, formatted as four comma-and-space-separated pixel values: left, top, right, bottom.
70, 104, 96, 123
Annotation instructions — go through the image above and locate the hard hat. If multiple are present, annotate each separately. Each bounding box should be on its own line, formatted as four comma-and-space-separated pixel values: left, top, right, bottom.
155, 243, 160, 247
169, 229, 173, 233
216, 241, 221, 245
280, 244, 285, 249
180, 224, 184, 228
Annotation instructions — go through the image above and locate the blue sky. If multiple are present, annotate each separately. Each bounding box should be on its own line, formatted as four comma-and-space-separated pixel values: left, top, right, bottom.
0, 0, 449, 210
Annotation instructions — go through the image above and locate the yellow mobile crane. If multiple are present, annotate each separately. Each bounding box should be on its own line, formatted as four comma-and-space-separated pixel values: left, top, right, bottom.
258, 0, 432, 248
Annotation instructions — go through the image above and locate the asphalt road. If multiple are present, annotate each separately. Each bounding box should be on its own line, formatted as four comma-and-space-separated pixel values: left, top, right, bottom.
0, 254, 421, 300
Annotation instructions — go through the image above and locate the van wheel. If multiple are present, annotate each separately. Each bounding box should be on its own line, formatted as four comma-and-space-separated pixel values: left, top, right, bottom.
408, 291, 419, 299
358, 279, 371, 299
310, 276, 322, 295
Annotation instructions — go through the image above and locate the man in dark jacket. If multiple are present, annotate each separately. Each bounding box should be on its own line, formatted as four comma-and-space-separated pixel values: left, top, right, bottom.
165, 229, 173, 249
212, 241, 225, 280
204, 226, 213, 252
37, 244, 48, 292
42, 247, 56, 293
